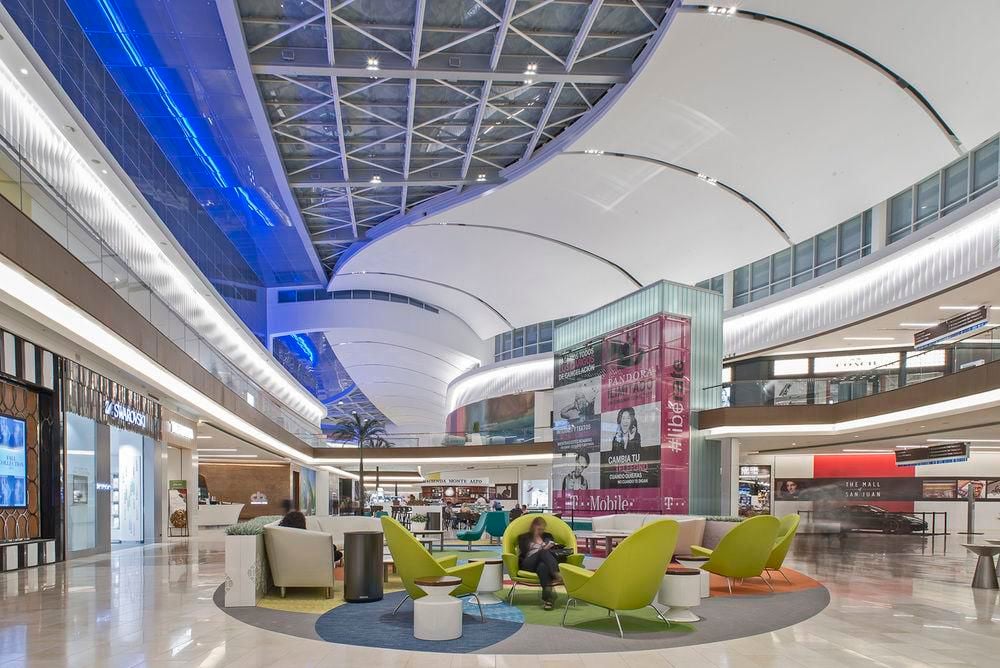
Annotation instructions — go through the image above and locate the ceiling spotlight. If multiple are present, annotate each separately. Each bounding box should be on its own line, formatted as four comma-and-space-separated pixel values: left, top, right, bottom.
523, 62, 537, 85
476, 173, 486, 182
370, 174, 382, 184
366, 56, 380, 72
275, 107, 286, 119
707, 6, 737, 16
696, 173, 718, 186
18, 67, 28, 76
583, 149, 604, 155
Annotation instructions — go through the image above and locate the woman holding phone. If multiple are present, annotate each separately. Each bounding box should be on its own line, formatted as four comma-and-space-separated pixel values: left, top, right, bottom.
517, 516, 562, 609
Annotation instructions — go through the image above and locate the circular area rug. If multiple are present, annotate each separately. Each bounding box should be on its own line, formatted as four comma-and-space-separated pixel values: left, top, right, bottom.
214, 566, 829, 654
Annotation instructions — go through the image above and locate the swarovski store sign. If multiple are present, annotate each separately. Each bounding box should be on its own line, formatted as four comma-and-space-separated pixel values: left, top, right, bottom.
62, 360, 161, 440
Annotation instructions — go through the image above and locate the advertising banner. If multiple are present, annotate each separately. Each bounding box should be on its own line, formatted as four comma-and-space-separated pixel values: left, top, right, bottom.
552, 315, 691, 516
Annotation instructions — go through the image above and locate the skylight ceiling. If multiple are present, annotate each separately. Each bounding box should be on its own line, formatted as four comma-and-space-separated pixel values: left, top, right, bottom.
229, 0, 672, 273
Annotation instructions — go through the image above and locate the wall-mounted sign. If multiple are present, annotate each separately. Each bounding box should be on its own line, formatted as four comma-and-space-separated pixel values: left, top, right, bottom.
895, 442, 970, 467
104, 400, 148, 430
167, 421, 194, 440
914, 306, 989, 350
423, 477, 490, 486
62, 360, 161, 439
813, 352, 900, 374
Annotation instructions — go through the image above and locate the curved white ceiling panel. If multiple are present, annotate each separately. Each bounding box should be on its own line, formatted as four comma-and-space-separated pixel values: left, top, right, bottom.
728, 0, 1000, 149
576, 11, 959, 244
327, 272, 511, 340
339, 223, 636, 334
310, 300, 486, 431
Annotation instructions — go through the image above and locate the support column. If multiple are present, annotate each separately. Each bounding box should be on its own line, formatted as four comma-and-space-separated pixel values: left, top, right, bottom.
719, 438, 741, 517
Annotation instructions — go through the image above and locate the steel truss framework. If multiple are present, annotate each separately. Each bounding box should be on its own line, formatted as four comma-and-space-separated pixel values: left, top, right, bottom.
234, 0, 671, 273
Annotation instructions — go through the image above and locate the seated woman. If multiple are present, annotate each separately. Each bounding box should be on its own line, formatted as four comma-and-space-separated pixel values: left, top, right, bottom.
517, 516, 562, 610
279, 511, 342, 564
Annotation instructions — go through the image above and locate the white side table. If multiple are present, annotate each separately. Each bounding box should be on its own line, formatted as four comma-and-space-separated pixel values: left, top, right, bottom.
472, 558, 504, 604
413, 575, 463, 640
657, 568, 702, 622
674, 555, 711, 598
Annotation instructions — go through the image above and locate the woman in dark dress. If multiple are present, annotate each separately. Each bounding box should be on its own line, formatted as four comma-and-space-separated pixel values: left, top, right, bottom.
517, 516, 562, 610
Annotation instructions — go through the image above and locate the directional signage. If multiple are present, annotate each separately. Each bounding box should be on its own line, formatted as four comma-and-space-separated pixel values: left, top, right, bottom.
895, 442, 970, 467
914, 306, 989, 350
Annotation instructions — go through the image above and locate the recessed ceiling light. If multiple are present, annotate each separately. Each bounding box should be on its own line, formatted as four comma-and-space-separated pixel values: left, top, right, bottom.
101, 169, 107, 174
18, 68, 28, 76
898, 323, 938, 328
938, 305, 989, 310
198, 448, 238, 452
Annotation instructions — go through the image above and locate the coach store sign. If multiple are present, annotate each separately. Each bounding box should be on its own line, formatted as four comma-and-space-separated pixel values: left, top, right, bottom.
61, 360, 161, 439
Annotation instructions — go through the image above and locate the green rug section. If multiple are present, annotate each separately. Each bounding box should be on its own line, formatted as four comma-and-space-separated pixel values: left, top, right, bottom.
509, 588, 694, 635
436, 549, 501, 561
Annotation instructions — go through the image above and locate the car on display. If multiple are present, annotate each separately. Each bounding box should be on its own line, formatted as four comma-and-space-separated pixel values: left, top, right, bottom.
815, 504, 929, 534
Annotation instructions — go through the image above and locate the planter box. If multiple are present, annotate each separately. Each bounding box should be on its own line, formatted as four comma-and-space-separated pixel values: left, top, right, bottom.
224, 534, 270, 607
411, 521, 426, 532
702, 520, 741, 549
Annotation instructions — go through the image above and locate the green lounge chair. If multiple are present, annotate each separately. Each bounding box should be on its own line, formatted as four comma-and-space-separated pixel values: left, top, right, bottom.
380, 516, 486, 620
501, 513, 585, 602
559, 519, 680, 638
765, 513, 801, 583
456, 512, 488, 551
690, 514, 780, 593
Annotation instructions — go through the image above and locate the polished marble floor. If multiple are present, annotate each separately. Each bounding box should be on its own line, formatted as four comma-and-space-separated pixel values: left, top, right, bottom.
1, 532, 999, 667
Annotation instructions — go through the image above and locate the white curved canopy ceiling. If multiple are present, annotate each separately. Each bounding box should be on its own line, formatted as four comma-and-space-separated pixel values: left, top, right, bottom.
334, 2, 992, 340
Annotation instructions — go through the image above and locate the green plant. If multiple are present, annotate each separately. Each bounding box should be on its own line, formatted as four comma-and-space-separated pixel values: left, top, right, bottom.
328, 413, 387, 515
224, 515, 282, 535
411, 513, 428, 523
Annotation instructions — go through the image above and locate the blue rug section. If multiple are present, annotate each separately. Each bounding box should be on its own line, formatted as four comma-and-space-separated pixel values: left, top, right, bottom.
314, 591, 522, 653
464, 598, 525, 623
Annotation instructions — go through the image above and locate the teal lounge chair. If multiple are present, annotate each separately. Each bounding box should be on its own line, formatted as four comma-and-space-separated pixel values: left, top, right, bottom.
456, 512, 488, 551
483, 511, 509, 544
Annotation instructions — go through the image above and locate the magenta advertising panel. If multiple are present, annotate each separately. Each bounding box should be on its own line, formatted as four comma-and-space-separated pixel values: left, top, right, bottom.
552, 315, 691, 516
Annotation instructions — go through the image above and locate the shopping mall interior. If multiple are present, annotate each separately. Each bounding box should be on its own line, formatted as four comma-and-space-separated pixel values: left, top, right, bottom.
2, 1, 1000, 666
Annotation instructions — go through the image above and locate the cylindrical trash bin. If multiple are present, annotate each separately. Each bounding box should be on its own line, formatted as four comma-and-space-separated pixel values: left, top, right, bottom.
344, 531, 384, 602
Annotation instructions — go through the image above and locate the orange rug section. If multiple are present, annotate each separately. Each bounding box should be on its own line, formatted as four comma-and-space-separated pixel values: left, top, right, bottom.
697, 567, 822, 597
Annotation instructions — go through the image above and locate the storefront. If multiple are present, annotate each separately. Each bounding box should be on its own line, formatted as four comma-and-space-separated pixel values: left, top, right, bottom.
62, 360, 164, 558
0, 327, 61, 570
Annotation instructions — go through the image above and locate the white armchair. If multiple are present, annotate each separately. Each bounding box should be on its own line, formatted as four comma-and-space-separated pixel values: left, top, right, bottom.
263, 525, 336, 598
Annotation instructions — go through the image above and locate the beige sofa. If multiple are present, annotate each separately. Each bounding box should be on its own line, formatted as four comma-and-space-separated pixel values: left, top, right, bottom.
262, 525, 336, 597
305, 515, 381, 547
590, 514, 706, 555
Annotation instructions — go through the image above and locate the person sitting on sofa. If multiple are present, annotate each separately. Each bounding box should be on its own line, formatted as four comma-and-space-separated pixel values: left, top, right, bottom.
517, 516, 562, 610
279, 511, 343, 564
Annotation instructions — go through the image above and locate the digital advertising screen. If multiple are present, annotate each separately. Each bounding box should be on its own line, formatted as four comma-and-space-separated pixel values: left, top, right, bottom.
0, 415, 27, 508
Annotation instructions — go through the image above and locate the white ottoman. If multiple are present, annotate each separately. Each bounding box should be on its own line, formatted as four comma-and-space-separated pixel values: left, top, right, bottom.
657, 568, 702, 622
675, 555, 711, 598
472, 558, 504, 605
413, 575, 463, 640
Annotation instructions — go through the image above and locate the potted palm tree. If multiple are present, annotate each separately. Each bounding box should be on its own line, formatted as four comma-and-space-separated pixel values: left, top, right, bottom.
328, 412, 387, 515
